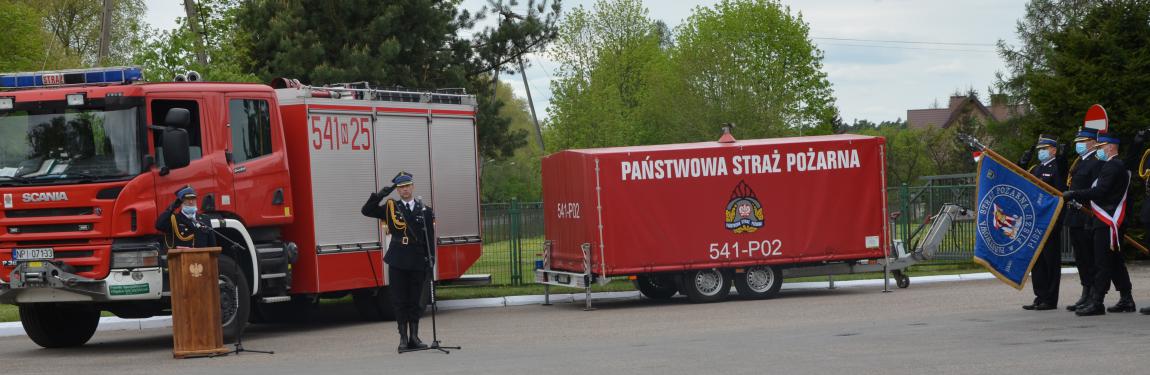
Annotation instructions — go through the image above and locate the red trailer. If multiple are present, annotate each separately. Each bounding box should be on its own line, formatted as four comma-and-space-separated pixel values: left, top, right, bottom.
537, 133, 903, 304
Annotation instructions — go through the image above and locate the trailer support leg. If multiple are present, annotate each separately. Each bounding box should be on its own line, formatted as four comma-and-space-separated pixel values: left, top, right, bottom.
543, 284, 552, 306
583, 283, 594, 311
828, 275, 836, 290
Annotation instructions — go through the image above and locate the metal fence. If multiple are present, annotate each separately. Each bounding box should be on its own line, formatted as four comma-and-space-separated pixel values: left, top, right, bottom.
888, 174, 1075, 262
468, 175, 1075, 286
476, 200, 545, 286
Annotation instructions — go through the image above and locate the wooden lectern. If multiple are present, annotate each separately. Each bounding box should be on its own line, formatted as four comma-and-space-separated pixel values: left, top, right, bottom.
168, 247, 228, 358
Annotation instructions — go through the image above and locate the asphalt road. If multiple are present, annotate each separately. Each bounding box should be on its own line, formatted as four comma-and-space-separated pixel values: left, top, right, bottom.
4, 265, 1150, 375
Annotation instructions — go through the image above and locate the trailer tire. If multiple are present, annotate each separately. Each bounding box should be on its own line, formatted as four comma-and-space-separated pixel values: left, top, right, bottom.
893, 270, 910, 289
734, 266, 782, 299
19, 303, 100, 348
218, 255, 251, 343
353, 287, 397, 321
681, 269, 731, 303
634, 274, 678, 300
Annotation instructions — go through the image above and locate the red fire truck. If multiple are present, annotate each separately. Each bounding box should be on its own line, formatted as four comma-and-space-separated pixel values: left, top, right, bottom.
0, 67, 482, 347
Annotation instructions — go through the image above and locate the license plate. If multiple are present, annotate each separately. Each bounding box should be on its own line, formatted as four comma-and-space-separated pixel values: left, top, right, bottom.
13, 248, 54, 261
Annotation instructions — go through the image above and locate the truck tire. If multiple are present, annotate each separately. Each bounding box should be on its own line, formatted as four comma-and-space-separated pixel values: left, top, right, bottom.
218, 255, 251, 343
734, 266, 782, 299
19, 303, 100, 348
681, 269, 731, 303
353, 287, 396, 321
634, 274, 677, 300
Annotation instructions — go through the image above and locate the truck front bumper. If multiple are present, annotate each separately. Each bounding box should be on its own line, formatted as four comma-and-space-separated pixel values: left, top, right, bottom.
0, 261, 162, 304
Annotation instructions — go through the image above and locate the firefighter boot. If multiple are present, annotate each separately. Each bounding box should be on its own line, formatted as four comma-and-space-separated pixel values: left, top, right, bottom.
1107, 291, 1136, 313
1067, 288, 1089, 311
408, 320, 428, 349
1140, 306, 1150, 315
1075, 291, 1106, 317
397, 321, 409, 352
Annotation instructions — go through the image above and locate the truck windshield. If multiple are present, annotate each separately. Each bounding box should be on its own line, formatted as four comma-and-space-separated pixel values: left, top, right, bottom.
0, 106, 143, 185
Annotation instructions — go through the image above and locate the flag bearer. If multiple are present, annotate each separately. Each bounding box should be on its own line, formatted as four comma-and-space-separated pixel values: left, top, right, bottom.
1019, 135, 1067, 310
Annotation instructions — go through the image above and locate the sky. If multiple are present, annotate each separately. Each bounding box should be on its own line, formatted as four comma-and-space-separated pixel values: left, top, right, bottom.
144, 0, 1026, 124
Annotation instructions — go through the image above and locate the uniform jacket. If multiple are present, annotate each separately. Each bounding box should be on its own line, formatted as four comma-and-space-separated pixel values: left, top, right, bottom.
154, 202, 218, 248
1070, 157, 1129, 230
1065, 154, 1104, 228
361, 186, 436, 271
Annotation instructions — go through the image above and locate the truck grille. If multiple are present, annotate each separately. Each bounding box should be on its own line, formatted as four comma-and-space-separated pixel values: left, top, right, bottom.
4, 207, 94, 218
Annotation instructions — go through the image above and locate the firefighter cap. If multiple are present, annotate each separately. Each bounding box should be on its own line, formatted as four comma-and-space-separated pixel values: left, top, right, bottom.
1096, 132, 1120, 145
1074, 128, 1098, 142
176, 186, 197, 200
392, 171, 414, 187
1035, 134, 1059, 149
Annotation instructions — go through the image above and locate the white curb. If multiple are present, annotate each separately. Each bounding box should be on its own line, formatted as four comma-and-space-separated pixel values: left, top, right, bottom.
0, 268, 1076, 338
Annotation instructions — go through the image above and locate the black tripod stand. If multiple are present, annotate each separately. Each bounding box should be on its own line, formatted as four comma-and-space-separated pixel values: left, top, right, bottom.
397, 198, 460, 354
207, 224, 274, 357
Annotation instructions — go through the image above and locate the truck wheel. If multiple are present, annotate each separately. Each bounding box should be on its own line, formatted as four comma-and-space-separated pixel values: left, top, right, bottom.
353, 287, 396, 321
681, 269, 731, 303
218, 255, 251, 343
634, 274, 677, 300
19, 303, 100, 348
734, 266, 782, 299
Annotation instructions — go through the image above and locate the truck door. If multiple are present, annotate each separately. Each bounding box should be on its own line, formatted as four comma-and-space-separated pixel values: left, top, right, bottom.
150, 98, 222, 224
225, 95, 291, 226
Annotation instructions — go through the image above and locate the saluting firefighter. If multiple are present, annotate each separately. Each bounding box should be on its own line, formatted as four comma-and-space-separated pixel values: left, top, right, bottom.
1063, 128, 1103, 312
155, 186, 217, 248
1063, 132, 1136, 316
1017, 135, 1067, 310
361, 172, 435, 351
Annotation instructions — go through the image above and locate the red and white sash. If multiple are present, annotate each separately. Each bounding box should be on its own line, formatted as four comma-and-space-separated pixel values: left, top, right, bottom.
1090, 171, 1131, 250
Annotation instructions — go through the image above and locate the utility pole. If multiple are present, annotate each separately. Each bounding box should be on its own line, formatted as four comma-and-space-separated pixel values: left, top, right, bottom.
184, 0, 209, 66
98, 0, 115, 66
499, 9, 546, 152
518, 56, 546, 152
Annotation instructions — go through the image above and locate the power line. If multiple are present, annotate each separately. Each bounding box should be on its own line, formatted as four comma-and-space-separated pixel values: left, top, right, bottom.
813, 36, 997, 47
818, 42, 999, 54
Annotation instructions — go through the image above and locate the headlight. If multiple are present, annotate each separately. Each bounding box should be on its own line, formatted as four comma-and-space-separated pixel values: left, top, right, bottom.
112, 250, 159, 269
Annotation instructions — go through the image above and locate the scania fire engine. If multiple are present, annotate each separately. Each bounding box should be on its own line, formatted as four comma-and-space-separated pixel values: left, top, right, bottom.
0, 67, 482, 348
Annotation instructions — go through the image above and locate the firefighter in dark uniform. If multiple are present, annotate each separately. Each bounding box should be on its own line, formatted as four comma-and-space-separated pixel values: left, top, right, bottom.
155, 186, 217, 248
1018, 135, 1067, 310
1063, 129, 1103, 311
1063, 132, 1135, 316
361, 172, 435, 351
1124, 129, 1150, 315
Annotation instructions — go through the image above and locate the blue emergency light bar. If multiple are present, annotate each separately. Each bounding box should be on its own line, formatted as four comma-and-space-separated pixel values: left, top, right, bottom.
0, 66, 143, 89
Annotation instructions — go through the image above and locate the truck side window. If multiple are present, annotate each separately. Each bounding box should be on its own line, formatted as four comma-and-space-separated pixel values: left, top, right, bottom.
228, 99, 272, 163
151, 100, 203, 166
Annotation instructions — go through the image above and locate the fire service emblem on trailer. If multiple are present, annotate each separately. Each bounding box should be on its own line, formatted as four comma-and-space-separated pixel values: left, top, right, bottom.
724, 180, 764, 233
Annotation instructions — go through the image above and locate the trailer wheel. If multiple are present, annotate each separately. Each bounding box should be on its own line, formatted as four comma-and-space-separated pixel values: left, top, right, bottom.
734, 266, 782, 299
353, 287, 397, 321
19, 303, 100, 348
681, 269, 731, 303
634, 274, 678, 300
893, 270, 910, 288
218, 255, 251, 343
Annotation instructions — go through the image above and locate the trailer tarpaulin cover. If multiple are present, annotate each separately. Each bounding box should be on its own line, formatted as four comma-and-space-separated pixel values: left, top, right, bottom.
543, 135, 889, 276
973, 150, 1064, 290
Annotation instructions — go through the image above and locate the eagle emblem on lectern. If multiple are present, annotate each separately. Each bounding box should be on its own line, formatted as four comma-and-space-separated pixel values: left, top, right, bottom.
189, 263, 204, 278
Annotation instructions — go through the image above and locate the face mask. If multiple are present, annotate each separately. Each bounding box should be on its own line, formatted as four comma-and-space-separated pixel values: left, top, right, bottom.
1037, 149, 1052, 162
181, 205, 197, 217
1075, 142, 1088, 155
1095, 148, 1108, 160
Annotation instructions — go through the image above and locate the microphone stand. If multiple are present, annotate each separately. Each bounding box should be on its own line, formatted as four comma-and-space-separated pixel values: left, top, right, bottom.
204, 220, 274, 357
398, 198, 460, 354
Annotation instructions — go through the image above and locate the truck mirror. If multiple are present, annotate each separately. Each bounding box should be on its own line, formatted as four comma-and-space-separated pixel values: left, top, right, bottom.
161, 129, 191, 170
